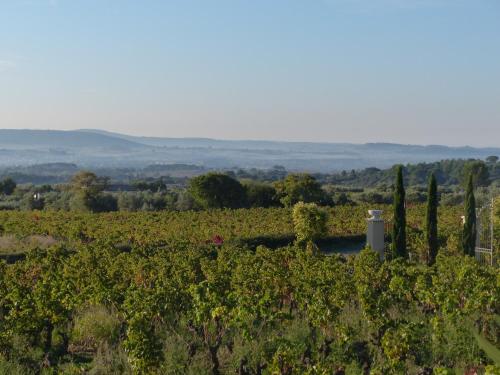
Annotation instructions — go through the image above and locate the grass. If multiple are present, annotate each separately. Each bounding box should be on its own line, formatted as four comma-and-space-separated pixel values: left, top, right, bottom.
470, 319, 500, 366
0, 234, 58, 263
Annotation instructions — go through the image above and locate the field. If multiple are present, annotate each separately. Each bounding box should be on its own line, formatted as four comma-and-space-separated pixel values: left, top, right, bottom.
0, 203, 497, 374
0, 204, 463, 252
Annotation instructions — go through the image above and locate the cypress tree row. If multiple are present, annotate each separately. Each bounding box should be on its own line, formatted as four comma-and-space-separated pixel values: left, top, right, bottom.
426, 173, 438, 265
462, 173, 476, 256
391, 165, 407, 259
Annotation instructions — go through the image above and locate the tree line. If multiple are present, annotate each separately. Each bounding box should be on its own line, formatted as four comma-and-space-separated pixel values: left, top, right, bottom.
0, 156, 497, 213
389, 165, 479, 264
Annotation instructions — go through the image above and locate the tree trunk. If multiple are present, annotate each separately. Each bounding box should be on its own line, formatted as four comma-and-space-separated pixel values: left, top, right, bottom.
238, 358, 249, 375
42, 320, 54, 368
44, 320, 53, 354
208, 345, 220, 375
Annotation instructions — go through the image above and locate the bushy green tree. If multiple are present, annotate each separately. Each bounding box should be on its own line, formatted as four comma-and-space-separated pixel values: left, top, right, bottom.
242, 180, 278, 208
391, 166, 407, 259
69, 171, 117, 212
462, 173, 476, 256
70, 171, 108, 197
274, 173, 328, 207
0, 177, 17, 195
117, 192, 144, 212
462, 160, 490, 187
426, 173, 438, 265
188, 172, 246, 209
132, 178, 167, 192
486, 155, 498, 164
292, 202, 328, 248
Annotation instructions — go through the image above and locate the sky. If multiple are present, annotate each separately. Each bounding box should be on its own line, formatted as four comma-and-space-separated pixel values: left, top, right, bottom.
0, 0, 499, 147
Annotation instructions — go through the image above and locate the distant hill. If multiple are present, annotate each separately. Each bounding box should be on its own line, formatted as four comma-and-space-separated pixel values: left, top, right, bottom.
0, 129, 498, 171
0, 129, 146, 150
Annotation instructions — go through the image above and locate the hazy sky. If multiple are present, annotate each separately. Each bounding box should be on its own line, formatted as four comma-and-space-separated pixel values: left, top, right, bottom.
1, 0, 499, 146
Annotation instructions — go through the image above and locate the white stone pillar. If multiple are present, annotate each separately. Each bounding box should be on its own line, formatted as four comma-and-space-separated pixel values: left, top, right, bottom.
367, 210, 385, 259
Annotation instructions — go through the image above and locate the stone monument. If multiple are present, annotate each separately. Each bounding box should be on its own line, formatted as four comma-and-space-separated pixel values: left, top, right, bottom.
367, 210, 385, 259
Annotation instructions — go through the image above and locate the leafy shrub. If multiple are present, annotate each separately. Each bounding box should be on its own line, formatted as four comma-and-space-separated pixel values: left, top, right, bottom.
486, 365, 500, 375
292, 202, 328, 244
71, 306, 121, 352
0, 359, 32, 375
88, 343, 131, 375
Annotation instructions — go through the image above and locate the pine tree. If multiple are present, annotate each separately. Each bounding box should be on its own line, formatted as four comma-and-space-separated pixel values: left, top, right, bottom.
426, 173, 438, 264
462, 173, 476, 256
391, 165, 407, 259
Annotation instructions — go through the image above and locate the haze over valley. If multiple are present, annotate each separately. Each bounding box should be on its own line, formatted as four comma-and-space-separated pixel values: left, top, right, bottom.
1, 129, 498, 172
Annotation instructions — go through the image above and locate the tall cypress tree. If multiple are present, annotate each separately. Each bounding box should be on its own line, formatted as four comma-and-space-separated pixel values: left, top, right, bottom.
426, 173, 438, 265
462, 173, 476, 256
391, 165, 407, 259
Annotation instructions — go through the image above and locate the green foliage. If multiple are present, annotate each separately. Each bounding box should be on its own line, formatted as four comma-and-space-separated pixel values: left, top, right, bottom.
21, 194, 45, 211
274, 173, 328, 207
117, 191, 169, 212
381, 322, 427, 371
426, 173, 439, 265
132, 178, 167, 193
354, 247, 393, 332
0, 203, 494, 373
462, 173, 477, 256
188, 172, 246, 209
430, 316, 485, 369
0, 357, 33, 375
71, 305, 121, 350
486, 156, 499, 164
433, 368, 456, 375
94, 194, 118, 213
242, 180, 278, 208
123, 312, 163, 373
486, 365, 500, 374
0, 203, 464, 262
291, 251, 353, 327
391, 165, 407, 259
431, 254, 498, 317
122, 288, 165, 372
292, 202, 328, 245
327, 158, 499, 188
69, 171, 117, 212
496, 197, 500, 255
4, 159, 495, 213
70, 171, 108, 197
462, 160, 490, 187
0, 177, 17, 196
87, 343, 132, 374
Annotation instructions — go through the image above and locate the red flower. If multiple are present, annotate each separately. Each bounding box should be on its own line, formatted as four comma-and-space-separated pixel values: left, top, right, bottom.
212, 235, 224, 245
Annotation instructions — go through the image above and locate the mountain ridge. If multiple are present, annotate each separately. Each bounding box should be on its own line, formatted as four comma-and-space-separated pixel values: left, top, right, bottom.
78, 128, 497, 151
0, 129, 498, 171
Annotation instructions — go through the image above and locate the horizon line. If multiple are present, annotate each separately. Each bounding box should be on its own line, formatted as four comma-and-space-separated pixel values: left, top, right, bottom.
1, 128, 498, 150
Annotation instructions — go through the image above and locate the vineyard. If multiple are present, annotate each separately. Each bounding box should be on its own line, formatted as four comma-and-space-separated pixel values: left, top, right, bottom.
0, 204, 498, 374
1, 0, 498, 372
0, 204, 463, 251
